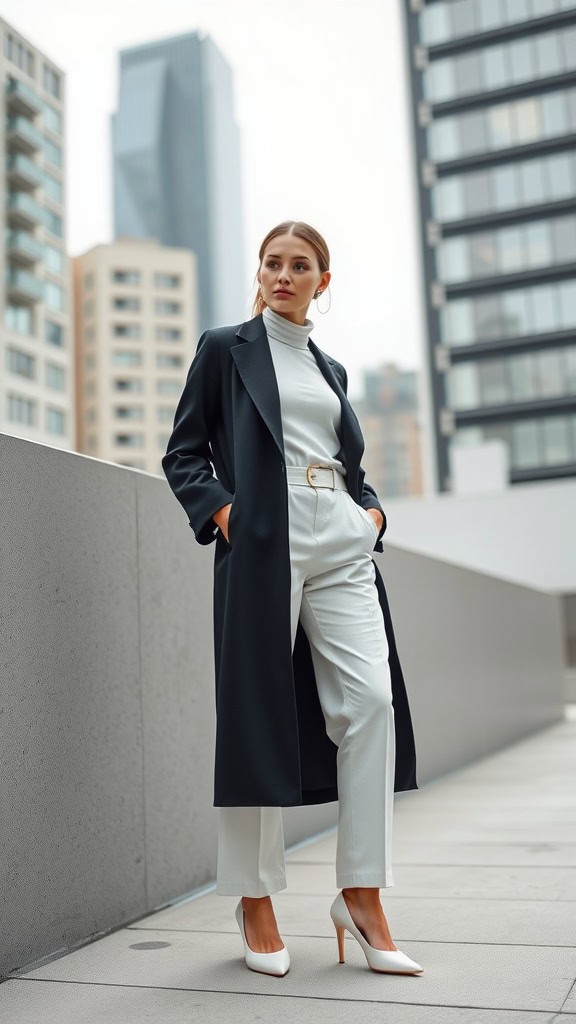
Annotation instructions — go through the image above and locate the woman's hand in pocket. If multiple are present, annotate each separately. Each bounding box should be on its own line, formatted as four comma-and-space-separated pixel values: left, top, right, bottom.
213, 502, 233, 544
366, 507, 384, 534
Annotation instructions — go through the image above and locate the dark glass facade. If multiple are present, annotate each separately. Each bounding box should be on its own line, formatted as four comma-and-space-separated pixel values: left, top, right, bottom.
403, 0, 576, 488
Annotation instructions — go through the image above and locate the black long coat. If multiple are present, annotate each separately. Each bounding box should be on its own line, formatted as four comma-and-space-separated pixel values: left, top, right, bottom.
162, 312, 418, 806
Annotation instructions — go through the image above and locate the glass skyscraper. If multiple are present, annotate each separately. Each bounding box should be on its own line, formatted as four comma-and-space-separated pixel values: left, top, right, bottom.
112, 31, 246, 334
403, 0, 576, 490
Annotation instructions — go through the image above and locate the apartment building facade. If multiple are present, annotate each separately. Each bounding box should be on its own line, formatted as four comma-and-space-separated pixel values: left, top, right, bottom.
72, 238, 198, 474
356, 363, 424, 499
402, 0, 576, 490
1, 19, 70, 447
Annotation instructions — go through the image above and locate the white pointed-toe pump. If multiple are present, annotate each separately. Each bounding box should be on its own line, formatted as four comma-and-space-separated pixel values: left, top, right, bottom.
329, 891, 423, 975
235, 899, 290, 977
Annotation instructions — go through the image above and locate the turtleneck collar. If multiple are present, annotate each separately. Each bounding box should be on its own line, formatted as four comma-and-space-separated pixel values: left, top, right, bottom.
262, 304, 314, 349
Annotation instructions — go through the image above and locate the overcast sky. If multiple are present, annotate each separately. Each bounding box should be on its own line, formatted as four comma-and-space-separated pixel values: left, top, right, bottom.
3, 0, 426, 398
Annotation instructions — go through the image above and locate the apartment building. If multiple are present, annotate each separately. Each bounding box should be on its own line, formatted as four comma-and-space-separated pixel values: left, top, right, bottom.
72, 238, 198, 474
356, 363, 424, 499
402, 0, 576, 490
1, 18, 70, 447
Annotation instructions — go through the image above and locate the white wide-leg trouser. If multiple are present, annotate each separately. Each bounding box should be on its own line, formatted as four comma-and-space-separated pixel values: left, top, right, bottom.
216, 465, 395, 896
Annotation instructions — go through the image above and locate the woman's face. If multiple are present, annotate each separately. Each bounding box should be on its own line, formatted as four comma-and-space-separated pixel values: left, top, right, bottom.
258, 234, 330, 324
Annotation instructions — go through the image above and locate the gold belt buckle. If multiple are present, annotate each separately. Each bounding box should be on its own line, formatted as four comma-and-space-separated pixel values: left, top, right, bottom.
306, 463, 335, 488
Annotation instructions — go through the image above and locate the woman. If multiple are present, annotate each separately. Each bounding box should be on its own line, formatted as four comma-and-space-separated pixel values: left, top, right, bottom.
162, 221, 422, 978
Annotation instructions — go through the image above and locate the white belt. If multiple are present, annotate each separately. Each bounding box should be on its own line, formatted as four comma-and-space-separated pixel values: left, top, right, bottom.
285, 464, 348, 490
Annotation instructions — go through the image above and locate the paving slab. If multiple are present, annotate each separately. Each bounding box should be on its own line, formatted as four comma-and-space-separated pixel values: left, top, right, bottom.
0, 980, 568, 1024
286, 837, 576, 867
12, 926, 575, 1013
2, 708, 574, 1022
127, 891, 576, 947
277, 862, 576, 900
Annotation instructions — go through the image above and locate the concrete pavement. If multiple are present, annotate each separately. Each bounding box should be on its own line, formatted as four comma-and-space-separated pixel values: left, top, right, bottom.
2, 707, 575, 1023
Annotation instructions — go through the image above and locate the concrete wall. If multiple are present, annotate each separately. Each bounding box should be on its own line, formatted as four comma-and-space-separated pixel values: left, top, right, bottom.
0, 432, 566, 979
378, 477, 576, 594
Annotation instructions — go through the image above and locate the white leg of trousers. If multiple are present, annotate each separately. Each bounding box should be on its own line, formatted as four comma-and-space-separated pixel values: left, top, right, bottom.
215, 480, 395, 895
216, 806, 287, 896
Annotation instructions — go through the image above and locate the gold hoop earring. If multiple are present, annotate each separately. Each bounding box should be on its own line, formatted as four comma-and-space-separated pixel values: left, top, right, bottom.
314, 286, 331, 314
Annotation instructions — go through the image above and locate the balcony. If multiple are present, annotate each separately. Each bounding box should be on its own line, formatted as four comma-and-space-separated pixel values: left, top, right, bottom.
6, 230, 44, 265
7, 190, 44, 228
6, 152, 43, 190
5, 266, 44, 303
6, 76, 42, 118
6, 114, 43, 154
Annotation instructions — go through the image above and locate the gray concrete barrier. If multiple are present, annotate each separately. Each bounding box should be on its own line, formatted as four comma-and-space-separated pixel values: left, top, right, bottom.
0, 432, 565, 979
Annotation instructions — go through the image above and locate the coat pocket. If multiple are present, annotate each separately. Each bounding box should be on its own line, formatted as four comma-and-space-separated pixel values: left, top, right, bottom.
357, 503, 379, 541
226, 497, 237, 546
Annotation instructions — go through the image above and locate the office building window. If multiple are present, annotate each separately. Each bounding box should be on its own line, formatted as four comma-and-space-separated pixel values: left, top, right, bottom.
46, 363, 66, 390
5, 304, 33, 336
157, 380, 183, 395
156, 327, 182, 340
45, 320, 64, 347
542, 415, 572, 463
424, 25, 576, 103
112, 269, 141, 285
113, 323, 141, 338
447, 344, 576, 409
446, 362, 479, 409
155, 300, 182, 315
428, 87, 576, 162
437, 214, 576, 284
43, 170, 63, 204
46, 406, 66, 435
45, 244, 65, 274
512, 420, 540, 468
114, 379, 143, 392
45, 281, 64, 311
157, 354, 184, 368
112, 351, 142, 366
452, 414, 576, 471
442, 278, 576, 346
420, 0, 576, 46
115, 406, 144, 420
5, 34, 35, 76
154, 272, 181, 288
43, 137, 62, 169
114, 433, 144, 447
43, 65, 61, 99
157, 407, 175, 422
432, 151, 576, 222
8, 393, 36, 425
6, 347, 35, 378
44, 208, 63, 238
42, 101, 62, 135
113, 296, 141, 311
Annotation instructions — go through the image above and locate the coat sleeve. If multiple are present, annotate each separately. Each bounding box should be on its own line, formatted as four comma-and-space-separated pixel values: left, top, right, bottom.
336, 361, 387, 547
161, 329, 234, 546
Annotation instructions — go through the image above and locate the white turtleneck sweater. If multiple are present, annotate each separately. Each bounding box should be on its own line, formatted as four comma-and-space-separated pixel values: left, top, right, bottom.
262, 304, 346, 478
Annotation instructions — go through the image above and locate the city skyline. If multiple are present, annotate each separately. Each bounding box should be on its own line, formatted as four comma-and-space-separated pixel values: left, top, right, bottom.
0, 0, 424, 398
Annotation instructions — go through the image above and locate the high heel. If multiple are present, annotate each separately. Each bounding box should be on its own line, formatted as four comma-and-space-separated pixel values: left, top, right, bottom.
234, 899, 290, 976
329, 891, 423, 975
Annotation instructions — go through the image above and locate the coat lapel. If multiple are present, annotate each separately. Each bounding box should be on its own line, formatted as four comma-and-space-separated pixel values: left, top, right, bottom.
230, 313, 364, 490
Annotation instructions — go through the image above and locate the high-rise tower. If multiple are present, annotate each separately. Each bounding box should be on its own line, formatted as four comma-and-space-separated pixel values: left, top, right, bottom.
402, 0, 576, 490
112, 31, 246, 333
